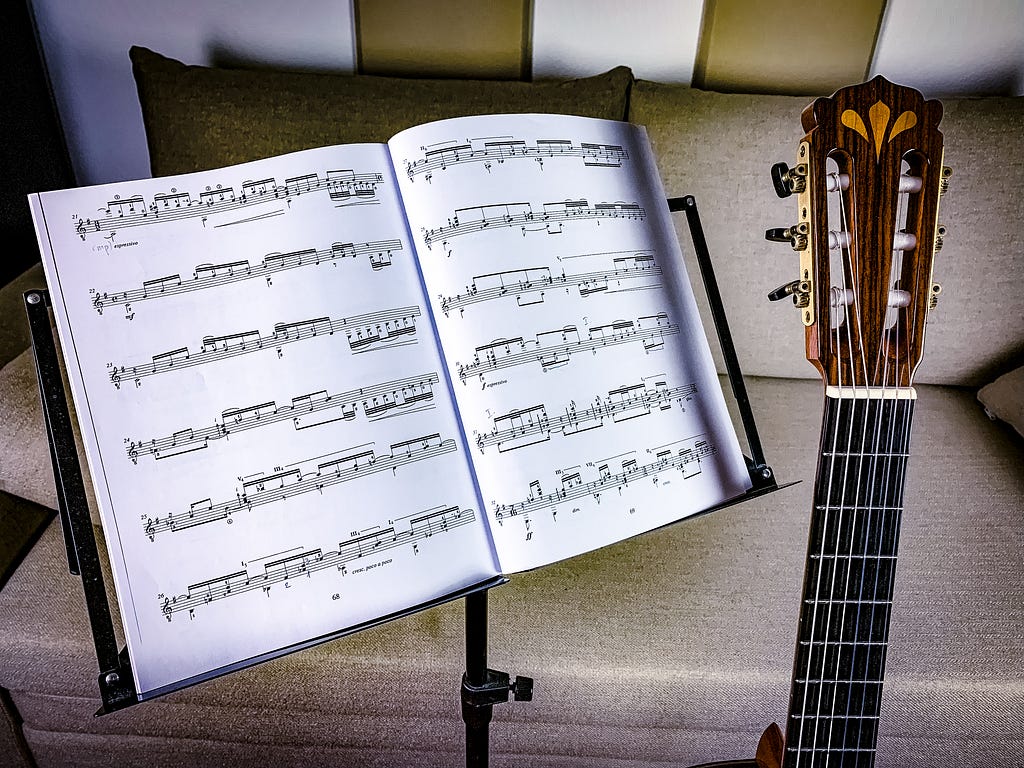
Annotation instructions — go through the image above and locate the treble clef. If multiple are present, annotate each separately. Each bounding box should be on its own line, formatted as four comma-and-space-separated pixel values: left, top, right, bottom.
161, 596, 172, 621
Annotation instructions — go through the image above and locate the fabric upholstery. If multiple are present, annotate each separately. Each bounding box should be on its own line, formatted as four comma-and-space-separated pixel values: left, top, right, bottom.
1, 377, 1020, 766
0, 263, 44, 370
0, 348, 99, 525
628, 82, 1024, 387
130, 46, 633, 177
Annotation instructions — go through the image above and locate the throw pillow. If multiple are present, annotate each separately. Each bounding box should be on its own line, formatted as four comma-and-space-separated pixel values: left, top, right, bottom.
130, 46, 633, 176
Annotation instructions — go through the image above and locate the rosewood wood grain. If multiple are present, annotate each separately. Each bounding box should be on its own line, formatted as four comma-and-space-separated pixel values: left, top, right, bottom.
800, 75, 944, 388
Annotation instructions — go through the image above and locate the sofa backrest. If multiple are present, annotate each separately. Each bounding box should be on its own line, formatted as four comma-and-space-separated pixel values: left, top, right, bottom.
629, 82, 1024, 387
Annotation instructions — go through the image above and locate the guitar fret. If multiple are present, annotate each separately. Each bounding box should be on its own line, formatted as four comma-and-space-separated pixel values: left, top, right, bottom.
804, 598, 891, 605
822, 451, 909, 457
815, 505, 902, 511
787, 746, 877, 753
809, 554, 897, 560
789, 713, 881, 720
794, 679, 884, 684
798, 640, 887, 646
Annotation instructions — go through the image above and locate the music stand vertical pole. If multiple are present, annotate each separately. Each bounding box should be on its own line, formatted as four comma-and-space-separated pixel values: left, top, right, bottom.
464, 591, 491, 767
461, 589, 532, 767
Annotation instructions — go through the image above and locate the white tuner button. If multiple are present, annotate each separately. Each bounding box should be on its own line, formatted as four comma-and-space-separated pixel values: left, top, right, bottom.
893, 232, 917, 251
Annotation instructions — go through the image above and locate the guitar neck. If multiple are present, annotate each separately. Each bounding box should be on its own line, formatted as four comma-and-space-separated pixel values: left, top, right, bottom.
783, 390, 915, 767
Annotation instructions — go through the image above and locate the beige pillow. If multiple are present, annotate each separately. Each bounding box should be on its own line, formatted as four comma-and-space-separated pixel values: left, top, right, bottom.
978, 366, 1024, 437
130, 46, 633, 176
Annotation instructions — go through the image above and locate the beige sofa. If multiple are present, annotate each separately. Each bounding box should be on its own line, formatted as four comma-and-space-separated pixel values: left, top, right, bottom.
1, 49, 1021, 767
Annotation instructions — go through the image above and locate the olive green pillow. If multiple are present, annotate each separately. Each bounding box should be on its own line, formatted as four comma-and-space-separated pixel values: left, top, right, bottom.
130, 46, 633, 176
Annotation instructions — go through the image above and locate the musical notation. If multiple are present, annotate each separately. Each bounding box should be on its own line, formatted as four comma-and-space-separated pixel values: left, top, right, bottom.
493, 435, 717, 525
91, 239, 401, 314
405, 138, 629, 181
438, 250, 661, 317
421, 200, 645, 250
142, 433, 457, 540
456, 312, 678, 386
72, 170, 384, 239
159, 505, 476, 621
475, 379, 698, 453
108, 305, 420, 389
126, 372, 439, 463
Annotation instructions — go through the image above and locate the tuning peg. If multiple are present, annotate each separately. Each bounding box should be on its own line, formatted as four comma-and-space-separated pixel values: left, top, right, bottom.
929, 283, 942, 309
765, 222, 808, 251
768, 279, 810, 305
770, 162, 807, 198
934, 224, 947, 252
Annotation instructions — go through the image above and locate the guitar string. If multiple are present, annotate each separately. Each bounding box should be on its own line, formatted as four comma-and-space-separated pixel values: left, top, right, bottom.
801, 174, 842, 766
823, 165, 873, 765
872, 174, 912, 753
800, 166, 861, 765
870, 173, 924, 756
796, 220, 842, 764
840, 173, 911, 759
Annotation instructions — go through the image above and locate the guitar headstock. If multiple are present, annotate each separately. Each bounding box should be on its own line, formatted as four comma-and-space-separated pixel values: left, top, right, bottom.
767, 76, 949, 389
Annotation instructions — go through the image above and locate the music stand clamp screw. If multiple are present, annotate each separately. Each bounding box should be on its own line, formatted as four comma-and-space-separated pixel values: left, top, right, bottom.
461, 669, 533, 712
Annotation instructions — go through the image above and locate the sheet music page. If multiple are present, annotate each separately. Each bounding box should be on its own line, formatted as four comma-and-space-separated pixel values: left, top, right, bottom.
30, 144, 498, 696
389, 114, 752, 573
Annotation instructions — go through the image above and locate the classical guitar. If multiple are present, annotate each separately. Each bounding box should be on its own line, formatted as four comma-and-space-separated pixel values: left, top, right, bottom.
697, 76, 949, 768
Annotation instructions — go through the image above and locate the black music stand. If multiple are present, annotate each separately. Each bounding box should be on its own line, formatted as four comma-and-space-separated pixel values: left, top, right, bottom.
26, 196, 791, 766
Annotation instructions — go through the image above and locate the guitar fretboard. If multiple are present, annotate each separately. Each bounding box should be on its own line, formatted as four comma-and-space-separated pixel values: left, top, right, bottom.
784, 393, 915, 768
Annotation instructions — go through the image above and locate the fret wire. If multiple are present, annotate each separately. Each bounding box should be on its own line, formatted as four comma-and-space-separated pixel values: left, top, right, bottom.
799, 640, 888, 646
804, 599, 892, 605
790, 714, 880, 720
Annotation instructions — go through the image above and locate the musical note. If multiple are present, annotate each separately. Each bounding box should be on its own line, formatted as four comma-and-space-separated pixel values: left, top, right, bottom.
71, 170, 385, 239
475, 379, 698, 453
456, 312, 678, 386
127, 372, 440, 463
91, 239, 401, 314
405, 138, 629, 181
142, 434, 457, 539
158, 506, 476, 621
438, 250, 661, 318
421, 200, 646, 250
108, 305, 421, 388
493, 436, 717, 523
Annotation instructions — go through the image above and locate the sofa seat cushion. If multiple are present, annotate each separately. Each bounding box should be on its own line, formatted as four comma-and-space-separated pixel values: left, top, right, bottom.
1, 377, 1020, 766
131, 46, 633, 177
629, 82, 1024, 387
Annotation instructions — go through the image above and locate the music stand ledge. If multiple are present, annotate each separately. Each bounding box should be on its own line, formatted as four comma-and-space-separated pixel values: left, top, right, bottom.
25, 196, 793, 766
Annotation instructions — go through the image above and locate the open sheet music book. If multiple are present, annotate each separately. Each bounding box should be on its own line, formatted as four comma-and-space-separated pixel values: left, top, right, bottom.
29, 113, 751, 698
